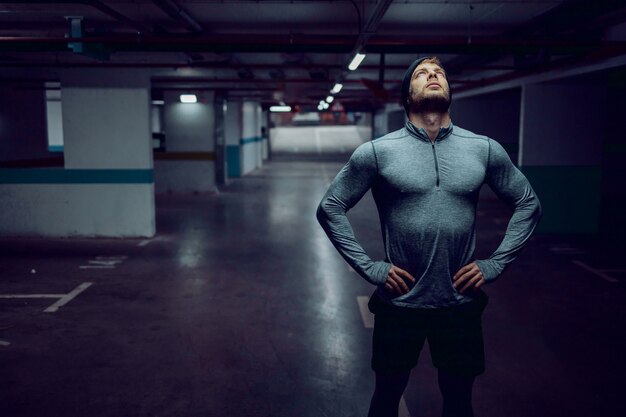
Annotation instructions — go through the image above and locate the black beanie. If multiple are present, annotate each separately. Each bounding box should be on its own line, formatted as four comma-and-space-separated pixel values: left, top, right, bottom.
401, 57, 428, 115
401, 57, 451, 115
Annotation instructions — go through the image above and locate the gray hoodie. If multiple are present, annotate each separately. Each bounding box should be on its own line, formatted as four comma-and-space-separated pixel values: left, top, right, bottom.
316, 121, 542, 308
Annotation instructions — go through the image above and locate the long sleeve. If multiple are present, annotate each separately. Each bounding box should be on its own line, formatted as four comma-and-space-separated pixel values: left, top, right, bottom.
475, 139, 543, 282
316, 142, 391, 285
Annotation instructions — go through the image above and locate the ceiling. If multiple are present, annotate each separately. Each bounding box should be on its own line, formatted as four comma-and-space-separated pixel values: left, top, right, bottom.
0, 0, 625, 111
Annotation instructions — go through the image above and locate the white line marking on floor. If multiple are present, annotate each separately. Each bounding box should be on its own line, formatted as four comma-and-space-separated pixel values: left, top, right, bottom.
399, 396, 410, 417
0, 294, 64, 299
44, 282, 93, 313
138, 239, 151, 247
550, 246, 585, 255
79, 265, 115, 269
79, 255, 127, 269
357, 296, 374, 329
572, 260, 618, 283
0, 340, 9, 347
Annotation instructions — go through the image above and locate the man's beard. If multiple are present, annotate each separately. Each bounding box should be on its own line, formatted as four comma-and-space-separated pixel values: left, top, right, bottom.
408, 90, 451, 113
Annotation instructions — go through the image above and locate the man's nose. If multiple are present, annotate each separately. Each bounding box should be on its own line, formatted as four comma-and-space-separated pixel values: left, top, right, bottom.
427, 71, 437, 79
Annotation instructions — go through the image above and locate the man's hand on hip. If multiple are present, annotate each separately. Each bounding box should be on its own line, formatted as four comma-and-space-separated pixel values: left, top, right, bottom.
453, 262, 485, 293
384, 265, 416, 296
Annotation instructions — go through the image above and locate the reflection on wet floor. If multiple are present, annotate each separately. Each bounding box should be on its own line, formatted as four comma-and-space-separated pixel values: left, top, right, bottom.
0, 161, 624, 417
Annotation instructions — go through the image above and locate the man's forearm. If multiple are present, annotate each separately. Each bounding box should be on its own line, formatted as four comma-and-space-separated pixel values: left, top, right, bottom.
316, 198, 390, 285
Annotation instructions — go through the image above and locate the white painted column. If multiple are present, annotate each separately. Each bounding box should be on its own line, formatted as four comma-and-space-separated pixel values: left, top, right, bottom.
225, 99, 242, 178
154, 90, 216, 193
241, 100, 262, 175
260, 109, 269, 160
0, 69, 155, 237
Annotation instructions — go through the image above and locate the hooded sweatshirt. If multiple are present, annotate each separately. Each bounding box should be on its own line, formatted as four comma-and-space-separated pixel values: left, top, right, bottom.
316, 119, 542, 308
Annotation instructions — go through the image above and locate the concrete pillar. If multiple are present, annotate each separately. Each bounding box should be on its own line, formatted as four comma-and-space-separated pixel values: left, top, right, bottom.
154, 90, 216, 193
259, 108, 269, 161
214, 92, 227, 186
0, 70, 155, 237
241, 100, 262, 175
225, 100, 242, 178
519, 81, 607, 234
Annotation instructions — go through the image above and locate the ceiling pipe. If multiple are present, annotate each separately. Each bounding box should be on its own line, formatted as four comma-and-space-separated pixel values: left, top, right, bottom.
1, 35, 614, 54
151, 0, 203, 34
85, 0, 151, 34
0, 0, 152, 34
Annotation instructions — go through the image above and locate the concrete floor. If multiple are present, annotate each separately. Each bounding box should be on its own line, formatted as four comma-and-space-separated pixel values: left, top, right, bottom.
1, 161, 625, 417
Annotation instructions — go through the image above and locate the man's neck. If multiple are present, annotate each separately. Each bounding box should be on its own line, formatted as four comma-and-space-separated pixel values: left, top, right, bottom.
409, 112, 451, 142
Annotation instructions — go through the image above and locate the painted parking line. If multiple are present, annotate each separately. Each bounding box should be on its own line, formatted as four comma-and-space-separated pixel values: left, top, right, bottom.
550, 245, 585, 255
44, 282, 93, 313
79, 255, 127, 269
79, 265, 115, 269
358, 295, 411, 416
572, 260, 618, 283
0, 340, 9, 347
0, 293, 64, 299
138, 239, 152, 247
357, 296, 374, 328
0, 282, 93, 313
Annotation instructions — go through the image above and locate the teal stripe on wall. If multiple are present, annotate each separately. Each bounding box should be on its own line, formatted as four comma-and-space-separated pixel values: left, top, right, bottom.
226, 145, 240, 178
521, 165, 601, 234
48, 145, 64, 153
0, 168, 154, 184
240, 136, 262, 145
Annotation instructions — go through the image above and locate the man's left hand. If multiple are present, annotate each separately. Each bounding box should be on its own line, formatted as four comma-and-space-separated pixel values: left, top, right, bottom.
453, 262, 485, 294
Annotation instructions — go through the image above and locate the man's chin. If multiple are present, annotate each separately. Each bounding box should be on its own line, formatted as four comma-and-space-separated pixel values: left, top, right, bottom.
409, 96, 451, 113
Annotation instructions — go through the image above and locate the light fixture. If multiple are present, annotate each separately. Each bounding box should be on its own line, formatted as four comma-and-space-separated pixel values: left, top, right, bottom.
330, 83, 343, 94
322, 102, 330, 110
325, 96, 334, 103
348, 52, 366, 71
151, 99, 165, 106
269, 105, 292, 112
180, 94, 197, 103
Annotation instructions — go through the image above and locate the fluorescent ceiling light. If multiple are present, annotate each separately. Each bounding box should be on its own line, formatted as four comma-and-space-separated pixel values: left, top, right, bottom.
348, 52, 366, 71
180, 94, 197, 103
325, 96, 334, 103
270, 105, 292, 112
151, 99, 165, 106
331, 83, 343, 94
322, 102, 330, 110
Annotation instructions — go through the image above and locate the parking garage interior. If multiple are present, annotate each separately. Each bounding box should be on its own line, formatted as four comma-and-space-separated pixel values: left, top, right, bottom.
1, 1, 625, 416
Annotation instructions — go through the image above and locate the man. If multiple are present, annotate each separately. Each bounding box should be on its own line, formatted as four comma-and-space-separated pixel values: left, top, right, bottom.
316, 56, 542, 417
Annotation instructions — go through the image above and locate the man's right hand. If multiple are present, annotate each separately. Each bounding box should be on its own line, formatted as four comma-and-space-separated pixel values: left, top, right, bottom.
384, 265, 416, 296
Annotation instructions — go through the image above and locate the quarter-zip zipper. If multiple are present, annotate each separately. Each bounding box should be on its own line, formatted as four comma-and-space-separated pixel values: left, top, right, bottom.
431, 141, 440, 188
